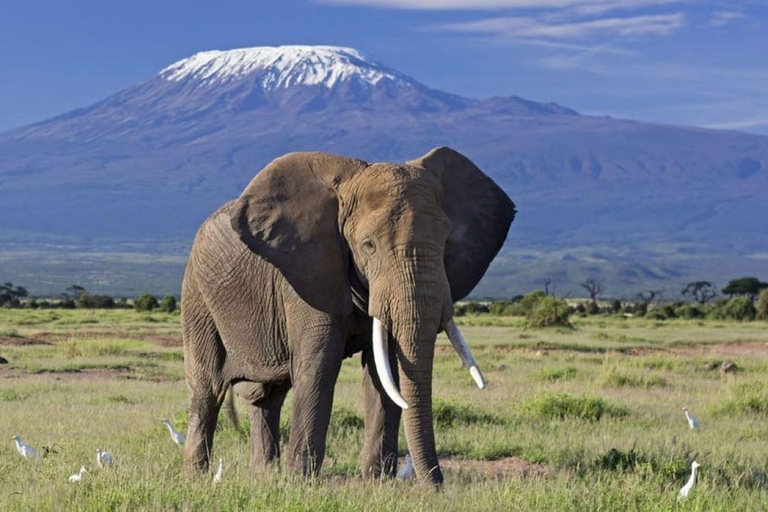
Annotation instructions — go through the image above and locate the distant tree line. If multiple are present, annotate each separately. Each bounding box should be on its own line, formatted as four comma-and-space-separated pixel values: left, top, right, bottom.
0, 283, 178, 313
456, 276, 768, 324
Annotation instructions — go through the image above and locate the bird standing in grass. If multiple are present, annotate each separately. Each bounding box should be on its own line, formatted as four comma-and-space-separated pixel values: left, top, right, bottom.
679, 460, 700, 499
68, 466, 87, 483
397, 453, 415, 480
161, 419, 185, 446
96, 448, 114, 468
683, 407, 700, 429
212, 458, 223, 484
11, 436, 37, 459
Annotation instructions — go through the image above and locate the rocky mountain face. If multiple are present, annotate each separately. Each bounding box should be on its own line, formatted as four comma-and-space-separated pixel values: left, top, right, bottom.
1, 45, 766, 297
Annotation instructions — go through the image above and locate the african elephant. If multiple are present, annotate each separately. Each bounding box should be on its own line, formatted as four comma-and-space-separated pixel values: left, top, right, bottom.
181, 147, 515, 485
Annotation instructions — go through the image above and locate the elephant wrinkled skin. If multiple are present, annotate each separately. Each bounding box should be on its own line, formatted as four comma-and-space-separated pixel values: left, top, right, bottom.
181, 147, 515, 485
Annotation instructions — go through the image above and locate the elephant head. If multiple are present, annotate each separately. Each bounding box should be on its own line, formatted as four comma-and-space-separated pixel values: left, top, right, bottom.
230, 147, 515, 484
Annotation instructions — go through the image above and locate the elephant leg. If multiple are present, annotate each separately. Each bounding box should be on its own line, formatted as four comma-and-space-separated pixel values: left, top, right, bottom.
361, 344, 402, 479
286, 324, 345, 477
182, 284, 227, 473
240, 382, 290, 471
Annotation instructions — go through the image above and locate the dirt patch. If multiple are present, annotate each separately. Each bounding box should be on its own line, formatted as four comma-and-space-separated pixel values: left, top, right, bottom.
147, 335, 183, 347
667, 341, 768, 358
441, 456, 553, 478
0, 335, 52, 346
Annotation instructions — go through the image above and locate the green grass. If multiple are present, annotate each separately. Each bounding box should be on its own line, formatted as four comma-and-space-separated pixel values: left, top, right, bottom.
2, 310, 768, 510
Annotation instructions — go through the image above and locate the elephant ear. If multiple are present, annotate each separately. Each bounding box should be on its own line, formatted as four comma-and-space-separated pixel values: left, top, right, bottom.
230, 152, 368, 315
408, 147, 516, 301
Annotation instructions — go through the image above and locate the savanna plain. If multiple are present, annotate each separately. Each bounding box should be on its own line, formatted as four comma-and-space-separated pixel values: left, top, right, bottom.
2, 309, 768, 511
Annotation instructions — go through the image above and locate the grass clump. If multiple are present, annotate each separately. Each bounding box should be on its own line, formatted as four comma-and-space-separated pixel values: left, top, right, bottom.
718, 381, 768, 416
524, 392, 627, 422
537, 366, 578, 382
596, 365, 668, 389
330, 406, 364, 430
433, 399, 502, 428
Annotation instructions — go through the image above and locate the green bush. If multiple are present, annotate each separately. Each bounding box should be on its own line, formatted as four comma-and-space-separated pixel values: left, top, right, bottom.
527, 296, 571, 328
675, 304, 705, 319
76, 294, 115, 309
723, 296, 756, 321
758, 289, 768, 320
489, 300, 515, 316
159, 295, 178, 313
134, 294, 159, 312
524, 392, 627, 422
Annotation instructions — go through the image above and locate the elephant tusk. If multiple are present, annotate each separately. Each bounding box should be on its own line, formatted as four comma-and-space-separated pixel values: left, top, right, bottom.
445, 319, 486, 389
372, 317, 409, 410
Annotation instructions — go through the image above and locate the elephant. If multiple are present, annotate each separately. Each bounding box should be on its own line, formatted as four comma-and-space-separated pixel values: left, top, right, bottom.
181, 147, 515, 485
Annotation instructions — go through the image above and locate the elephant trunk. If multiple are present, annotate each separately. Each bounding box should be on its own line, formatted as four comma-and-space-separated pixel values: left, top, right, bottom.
369, 251, 451, 485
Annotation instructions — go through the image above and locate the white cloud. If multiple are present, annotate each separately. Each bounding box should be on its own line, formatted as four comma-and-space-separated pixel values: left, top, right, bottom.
435, 13, 684, 40
319, 0, 684, 11
709, 11, 744, 27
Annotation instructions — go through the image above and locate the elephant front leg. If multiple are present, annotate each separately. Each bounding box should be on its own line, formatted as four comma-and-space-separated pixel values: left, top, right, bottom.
286, 328, 345, 477
361, 345, 402, 479
184, 383, 227, 474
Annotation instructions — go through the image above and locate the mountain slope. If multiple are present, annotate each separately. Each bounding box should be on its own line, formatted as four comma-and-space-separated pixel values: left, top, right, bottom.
0, 45, 766, 297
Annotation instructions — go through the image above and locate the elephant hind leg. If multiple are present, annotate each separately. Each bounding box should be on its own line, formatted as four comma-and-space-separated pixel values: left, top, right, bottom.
182, 283, 228, 474
235, 381, 290, 472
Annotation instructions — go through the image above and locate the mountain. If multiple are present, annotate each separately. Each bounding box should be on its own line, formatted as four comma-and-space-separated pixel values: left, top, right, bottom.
1, 45, 767, 298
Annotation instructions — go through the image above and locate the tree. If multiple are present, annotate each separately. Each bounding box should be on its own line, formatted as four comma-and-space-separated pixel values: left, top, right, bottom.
0, 282, 28, 307
580, 278, 603, 306
681, 281, 717, 304
636, 290, 664, 313
159, 295, 177, 313
134, 294, 159, 312
722, 277, 768, 301
66, 285, 87, 300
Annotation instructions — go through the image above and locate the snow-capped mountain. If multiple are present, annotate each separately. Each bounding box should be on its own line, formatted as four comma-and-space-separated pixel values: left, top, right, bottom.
159, 46, 410, 89
0, 45, 766, 297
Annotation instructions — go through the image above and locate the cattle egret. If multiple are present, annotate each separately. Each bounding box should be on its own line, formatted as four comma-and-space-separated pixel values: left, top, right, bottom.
96, 448, 115, 468
397, 453, 416, 480
683, 407, 700, 429
11, 436, 37, 459
678, 461, 700, 499
161, 419, 185, 446
68, 466, 87, 483
212, 458, 223, 484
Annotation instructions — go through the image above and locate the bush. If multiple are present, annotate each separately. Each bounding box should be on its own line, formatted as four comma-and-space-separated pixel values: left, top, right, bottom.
489, 300, 515, 316
134, 294, 159, 312
676, 304, 705, 319
76, 294, 115, 309
463, 301, 489, 314
524, 392, 627, 422
585, 301, 600, 315
159, 295, 178, 313
723, 296, 756, 321
758, 289, 768, 321
527, 296, 571, 328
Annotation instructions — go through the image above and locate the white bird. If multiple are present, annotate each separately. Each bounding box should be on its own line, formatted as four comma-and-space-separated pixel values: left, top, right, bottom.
212, 458, 223, 484
683, 407, 700, 429
96, 448, 115, 468
678, 460, 700, 499
397, 453, 416, 480
161, 419, 185, 446
11, 436, 38, 459
68, 466, 87, 483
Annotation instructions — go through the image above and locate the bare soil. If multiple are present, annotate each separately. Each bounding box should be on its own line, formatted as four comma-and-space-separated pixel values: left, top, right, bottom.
0, 335, 52, 346
441, 456, 554, 478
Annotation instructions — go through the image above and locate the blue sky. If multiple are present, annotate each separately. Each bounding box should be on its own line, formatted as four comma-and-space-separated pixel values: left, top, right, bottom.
1, 0, 766, 133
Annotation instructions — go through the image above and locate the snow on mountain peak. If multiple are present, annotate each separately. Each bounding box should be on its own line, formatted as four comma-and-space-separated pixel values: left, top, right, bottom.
159, 45, 411, 90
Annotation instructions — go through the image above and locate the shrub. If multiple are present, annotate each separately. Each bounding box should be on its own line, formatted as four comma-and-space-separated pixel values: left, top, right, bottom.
453, 303, 467, 317
159, 295, 178, 313
524, 392, 627, 422
585, 301, 600, 315
463, 301, 489, 314
676, 304, 705, 319
433, 399, 502, 428
77, 294, 115, 309
758, 289, 768, 321
134, 294, 159, 312
723, 296, 756, 321
527, 296, 571, 328
489, 300, 515, 316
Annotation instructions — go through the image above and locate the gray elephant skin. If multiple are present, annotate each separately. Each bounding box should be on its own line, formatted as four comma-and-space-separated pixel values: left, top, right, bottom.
181, 146, 515, 485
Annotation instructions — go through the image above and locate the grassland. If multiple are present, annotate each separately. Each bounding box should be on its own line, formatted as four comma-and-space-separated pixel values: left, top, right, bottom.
2, 309, 768, 510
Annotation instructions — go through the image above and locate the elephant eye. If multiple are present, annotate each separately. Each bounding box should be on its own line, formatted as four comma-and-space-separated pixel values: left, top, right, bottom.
361, 239, 376, 256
